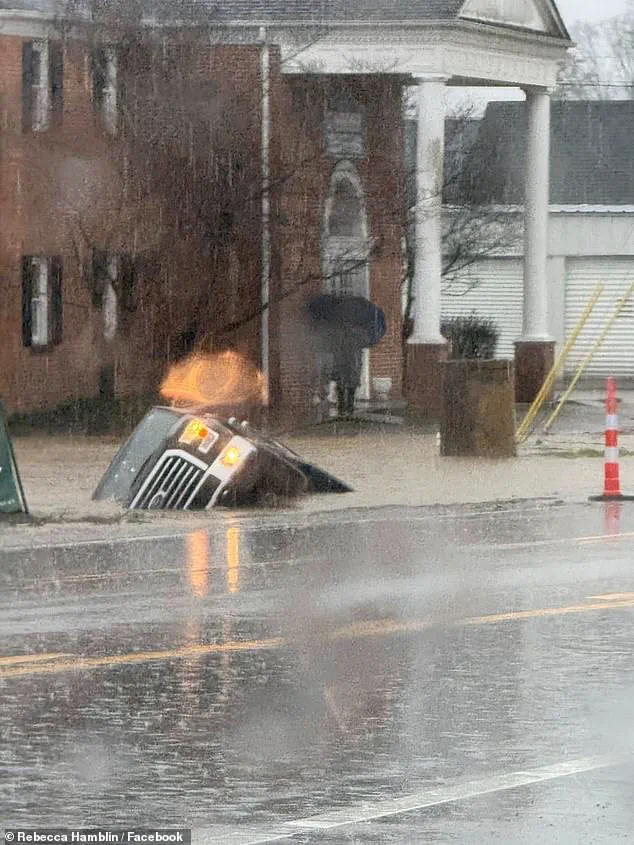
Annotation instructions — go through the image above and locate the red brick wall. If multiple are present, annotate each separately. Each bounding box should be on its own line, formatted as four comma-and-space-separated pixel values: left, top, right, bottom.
0, 29, 405, 423
0, 35, 265, 413
0, 35, 110, 413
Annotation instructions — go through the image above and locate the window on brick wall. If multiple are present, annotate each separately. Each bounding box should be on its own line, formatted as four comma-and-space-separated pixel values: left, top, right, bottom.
323, 164, 370, 299
103, 254, 119, 342
22, 40, 63, 132
328, 181, 363, 238
92, 45, 118, 134
50, 41, 64, 115
22, 256, 63, 348
91, 248, 138, 338
118, 252, 138, 316
330, 258, 367, 297
322, 162, 371, 399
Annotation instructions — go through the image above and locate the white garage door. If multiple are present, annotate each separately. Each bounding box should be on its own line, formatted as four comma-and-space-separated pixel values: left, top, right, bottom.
565, 258, 634, 377
441, 258, 523, 359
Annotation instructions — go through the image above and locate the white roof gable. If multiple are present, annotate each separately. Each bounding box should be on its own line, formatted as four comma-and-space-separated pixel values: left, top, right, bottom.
459, 0, 569, 37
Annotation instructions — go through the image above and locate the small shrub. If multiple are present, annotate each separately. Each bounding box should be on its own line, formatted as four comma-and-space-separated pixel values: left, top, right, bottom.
441, 314, 499, 360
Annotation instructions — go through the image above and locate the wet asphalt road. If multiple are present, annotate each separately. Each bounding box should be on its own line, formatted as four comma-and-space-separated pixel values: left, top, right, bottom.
1, 501, 634, 843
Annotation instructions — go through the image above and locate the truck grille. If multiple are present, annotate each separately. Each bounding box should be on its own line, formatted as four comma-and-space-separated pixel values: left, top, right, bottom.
131, 451, 207, 510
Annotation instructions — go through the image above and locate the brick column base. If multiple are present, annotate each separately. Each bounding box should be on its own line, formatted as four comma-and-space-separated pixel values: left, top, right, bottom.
515, 340, 555, 403
405, 343, 448, 418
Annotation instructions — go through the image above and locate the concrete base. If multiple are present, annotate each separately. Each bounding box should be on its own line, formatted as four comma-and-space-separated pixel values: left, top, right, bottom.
405, 343, 448, 418
515, 341, 555, 404
441, 359, 516, 458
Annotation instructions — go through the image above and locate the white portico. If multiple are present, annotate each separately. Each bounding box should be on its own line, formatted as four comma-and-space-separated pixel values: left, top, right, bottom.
278, 0, 571, 410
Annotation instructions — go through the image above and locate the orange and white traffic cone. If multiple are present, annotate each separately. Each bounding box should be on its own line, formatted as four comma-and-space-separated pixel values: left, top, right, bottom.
590, 376, 634, 501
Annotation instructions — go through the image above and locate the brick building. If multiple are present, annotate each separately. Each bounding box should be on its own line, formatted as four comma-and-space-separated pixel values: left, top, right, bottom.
0, 0, 570, 424
0, 1, 406, 425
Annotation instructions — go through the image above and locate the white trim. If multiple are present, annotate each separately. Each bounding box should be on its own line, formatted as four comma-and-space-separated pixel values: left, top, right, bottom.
96, 44, 118, 134
281, 24, 567, 86
30, 39, 51, 132
1, 12, 568, 86
443, 205, 634, 215
30, 257, 49, 347
321, 162, 371, 400
260, 27, 271, 408
322, 162, 371, 297
550, 206, 634, 215
103, 281, 118, 342
0, 11, 58, 39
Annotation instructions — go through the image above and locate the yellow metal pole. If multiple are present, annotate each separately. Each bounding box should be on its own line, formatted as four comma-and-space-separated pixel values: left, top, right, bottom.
515, 282, 604, 443
543, 280, 634, 433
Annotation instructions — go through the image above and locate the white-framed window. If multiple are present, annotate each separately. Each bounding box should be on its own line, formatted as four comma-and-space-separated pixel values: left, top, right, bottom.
321, 162, 372, 400
23, 41, 49, 132
92, 45, 118, 134
330, 258, 367, 297
103, 255, 119, 341
31, 41, 49, 132
21, 256, 63, 348
31, 258, 49, 346
91, 247, 138, 338
322, 162, 370, 299
22, 40, 63, 133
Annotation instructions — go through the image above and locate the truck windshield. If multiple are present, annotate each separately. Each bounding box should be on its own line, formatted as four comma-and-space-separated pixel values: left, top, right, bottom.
92, 407, 184, 502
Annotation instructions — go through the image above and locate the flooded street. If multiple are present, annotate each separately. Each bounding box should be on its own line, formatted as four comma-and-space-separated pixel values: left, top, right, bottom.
2, 502, 634, 842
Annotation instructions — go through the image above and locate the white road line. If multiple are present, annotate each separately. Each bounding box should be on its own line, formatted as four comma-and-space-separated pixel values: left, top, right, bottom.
0, 501, 564, 553
0, 530, 192, 553
196, 753, 624, 845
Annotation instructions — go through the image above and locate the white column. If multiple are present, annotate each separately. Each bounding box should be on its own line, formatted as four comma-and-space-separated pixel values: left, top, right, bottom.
409, 75, 447, 346
521, 87, 552, 341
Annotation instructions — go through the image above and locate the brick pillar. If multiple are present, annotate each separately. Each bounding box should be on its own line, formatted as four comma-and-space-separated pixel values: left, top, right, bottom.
515, 340, 555, 403
405, 342, 448, 417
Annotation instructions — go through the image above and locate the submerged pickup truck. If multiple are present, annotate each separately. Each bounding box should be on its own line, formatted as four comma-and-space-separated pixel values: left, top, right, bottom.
93, 406, 351, 510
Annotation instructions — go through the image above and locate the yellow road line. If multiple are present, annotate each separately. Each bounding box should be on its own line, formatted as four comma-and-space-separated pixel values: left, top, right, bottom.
334, 598, 634, 639
590, 592, 634, 601
578, 532, 634, 546
463, 599, 634, 626
3, 596, 634, 681
0, 652, 72, 667
0, 638, 283, 679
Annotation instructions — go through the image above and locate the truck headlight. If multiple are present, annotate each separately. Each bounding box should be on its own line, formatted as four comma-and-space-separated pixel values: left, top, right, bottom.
179, 418, 209, 444
221, 445, 241, 467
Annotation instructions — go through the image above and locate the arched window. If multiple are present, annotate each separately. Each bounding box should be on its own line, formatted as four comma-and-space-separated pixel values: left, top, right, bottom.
328, 181, 363, 238
322, 163, 369, 298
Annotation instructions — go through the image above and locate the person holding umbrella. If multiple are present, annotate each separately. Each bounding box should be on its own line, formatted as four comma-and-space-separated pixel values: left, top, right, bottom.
331, 328, 364, 417
308, 294, 386, 419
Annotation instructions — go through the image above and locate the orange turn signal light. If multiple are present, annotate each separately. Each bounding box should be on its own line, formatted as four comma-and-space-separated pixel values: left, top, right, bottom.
221, 446, 241, 467
179, 419, 209, 444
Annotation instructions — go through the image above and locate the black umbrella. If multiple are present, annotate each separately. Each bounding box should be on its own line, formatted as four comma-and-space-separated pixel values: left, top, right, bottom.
308, 294, 387, 348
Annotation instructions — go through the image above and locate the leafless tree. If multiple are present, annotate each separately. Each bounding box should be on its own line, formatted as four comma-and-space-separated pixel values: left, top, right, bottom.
402, 107, 523, 341
54, 0, 341, 363
556, 6, 634, 100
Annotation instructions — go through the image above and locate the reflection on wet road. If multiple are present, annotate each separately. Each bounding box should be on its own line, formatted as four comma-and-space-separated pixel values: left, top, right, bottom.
1, 502, 634, 842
